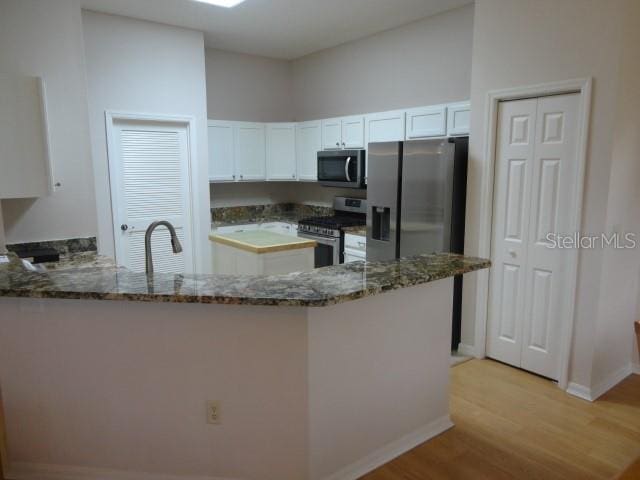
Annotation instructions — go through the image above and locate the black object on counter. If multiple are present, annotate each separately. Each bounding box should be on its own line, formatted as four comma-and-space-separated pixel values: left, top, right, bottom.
14, 247, 60, 264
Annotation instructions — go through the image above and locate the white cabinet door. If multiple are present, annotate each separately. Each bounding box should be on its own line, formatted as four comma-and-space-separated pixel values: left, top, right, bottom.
266, 123, 297, 181
364, 110, 405, 183
341, 115, 365, 149
487, 94, 580, 381
405, 105, 447, 139
365, 110, 406, 145
446, 102, 471, 136
207, 120, 235, 182
234, 122, 266, 181
0, 75, 51, 199
296, 121, 321, 181
322, 118, 342, 150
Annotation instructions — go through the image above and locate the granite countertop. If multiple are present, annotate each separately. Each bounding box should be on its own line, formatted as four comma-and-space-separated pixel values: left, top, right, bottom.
211, 212, 304, 229
0, 252, 489, 307
210, 231, 316, 253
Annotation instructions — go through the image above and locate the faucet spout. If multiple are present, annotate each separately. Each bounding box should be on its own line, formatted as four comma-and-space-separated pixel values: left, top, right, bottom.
144, 220, 183, 274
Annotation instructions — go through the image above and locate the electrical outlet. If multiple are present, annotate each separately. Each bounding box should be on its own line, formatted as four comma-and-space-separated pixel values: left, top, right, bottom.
207, 400, 221, 425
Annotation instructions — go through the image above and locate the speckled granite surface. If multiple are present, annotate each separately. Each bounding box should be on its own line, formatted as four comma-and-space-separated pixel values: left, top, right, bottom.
41, 252, 117, 271
0, 252, 489, 307
211, 203, 333, 226
6, 237, 97, 256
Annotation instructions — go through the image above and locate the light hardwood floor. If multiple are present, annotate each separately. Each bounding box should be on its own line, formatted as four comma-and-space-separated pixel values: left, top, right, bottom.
361, 359, 640, 480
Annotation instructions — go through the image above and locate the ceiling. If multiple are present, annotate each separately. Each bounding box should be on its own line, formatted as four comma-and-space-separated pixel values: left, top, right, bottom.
79, 0, 472, 60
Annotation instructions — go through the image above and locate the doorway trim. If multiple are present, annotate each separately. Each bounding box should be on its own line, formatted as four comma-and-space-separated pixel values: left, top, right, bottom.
474, 78, 592, 389
105, 111, 198, 274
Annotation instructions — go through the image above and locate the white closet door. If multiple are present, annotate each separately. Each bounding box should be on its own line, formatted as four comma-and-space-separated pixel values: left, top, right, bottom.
487, 98, 537, 367
520, 93, 580, 379
487, 94, 580, 380
109, 118, 193, 274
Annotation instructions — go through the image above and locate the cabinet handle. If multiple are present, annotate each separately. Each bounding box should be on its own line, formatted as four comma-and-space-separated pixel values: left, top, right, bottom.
292, 173, 296, 179
120, 224, 129, 231
342, 142, 345, 147
336, 142, 340, 146
240, 174, 244, 179
232, 174, 236, 179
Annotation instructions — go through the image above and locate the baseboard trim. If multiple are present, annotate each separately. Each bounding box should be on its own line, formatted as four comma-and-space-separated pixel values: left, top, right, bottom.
566, 363, 634, 402
7, 418, 455, 480
631, 362, 640, 375
456, 343, 476, 357
320, 415, 454, 480
566, 382, 593, 401
7, 463, 237, 480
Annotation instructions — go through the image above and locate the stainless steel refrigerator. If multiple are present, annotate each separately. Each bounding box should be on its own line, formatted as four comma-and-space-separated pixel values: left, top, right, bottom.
366, 137, 468, 348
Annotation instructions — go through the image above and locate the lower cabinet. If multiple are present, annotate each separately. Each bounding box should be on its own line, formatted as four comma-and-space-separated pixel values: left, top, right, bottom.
213, 243, 314, 275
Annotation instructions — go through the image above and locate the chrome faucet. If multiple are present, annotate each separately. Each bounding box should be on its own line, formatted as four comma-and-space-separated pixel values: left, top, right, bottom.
145, 220, 182, 274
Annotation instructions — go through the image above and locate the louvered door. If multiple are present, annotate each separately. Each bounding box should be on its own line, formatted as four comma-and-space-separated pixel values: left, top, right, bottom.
487, 94, 579, 380
109, 117, 193, 274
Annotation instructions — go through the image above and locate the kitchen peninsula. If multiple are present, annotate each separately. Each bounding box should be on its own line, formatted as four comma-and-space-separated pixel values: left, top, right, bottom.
0, 253, 489, 480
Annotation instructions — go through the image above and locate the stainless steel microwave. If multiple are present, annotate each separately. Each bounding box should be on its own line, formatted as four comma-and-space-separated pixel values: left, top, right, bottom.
317, 150, 366, 188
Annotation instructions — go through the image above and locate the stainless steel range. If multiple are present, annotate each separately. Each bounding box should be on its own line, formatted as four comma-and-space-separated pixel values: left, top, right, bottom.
298, 197, 367, 267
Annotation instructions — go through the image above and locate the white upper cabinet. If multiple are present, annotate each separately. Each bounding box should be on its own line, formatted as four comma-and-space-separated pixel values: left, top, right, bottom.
266, 123, 297, 181
341, 115, 365, 149
234, 122, 266, 181
207, 120, 235, 182
296, 121, 321, 181
365, 110, 406, 145
405, 104, 447, 139
208, 101, 469, 184
321, 118, 342, 150
0, 75, 51, 199
446, 101, 471, 136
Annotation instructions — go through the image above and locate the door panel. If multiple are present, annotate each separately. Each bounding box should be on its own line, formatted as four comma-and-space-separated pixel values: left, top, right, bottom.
266, 123, 296, 181
322, 118, 342, 150
405, 105, 447, 138
110, 119, 193, 274
488, 93, 580, 381
487, 98, 536, 367
520, 93, 580, 379
208, 121, 235, 181
234, 122, 266, 181
341, 116, 364, 149
296, 121, 321, 181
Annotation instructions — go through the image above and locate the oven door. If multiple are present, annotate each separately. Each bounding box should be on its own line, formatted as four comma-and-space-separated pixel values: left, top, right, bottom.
317, 150, 364, 188
298, 232, 341, 267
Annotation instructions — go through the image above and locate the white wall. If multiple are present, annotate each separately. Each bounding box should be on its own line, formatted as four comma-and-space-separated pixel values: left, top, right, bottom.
291, 4, 474, 120
206, 5, 473, 209
82, 11, 211, 272
592, 0, 640, 386
205, 48, 293, 122
463, 0, 637, 390
0, 0, 96, 244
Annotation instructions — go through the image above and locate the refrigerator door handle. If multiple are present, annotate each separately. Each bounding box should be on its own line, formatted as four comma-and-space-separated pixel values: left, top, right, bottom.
344, 156, 352, 182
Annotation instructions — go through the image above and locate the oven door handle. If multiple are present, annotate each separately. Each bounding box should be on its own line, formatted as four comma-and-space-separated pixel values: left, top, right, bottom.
344, 156, 352, 182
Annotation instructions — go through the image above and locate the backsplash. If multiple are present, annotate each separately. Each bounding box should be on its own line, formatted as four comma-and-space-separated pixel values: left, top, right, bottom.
6, 237, 98, 256
211, 203, 333, 224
